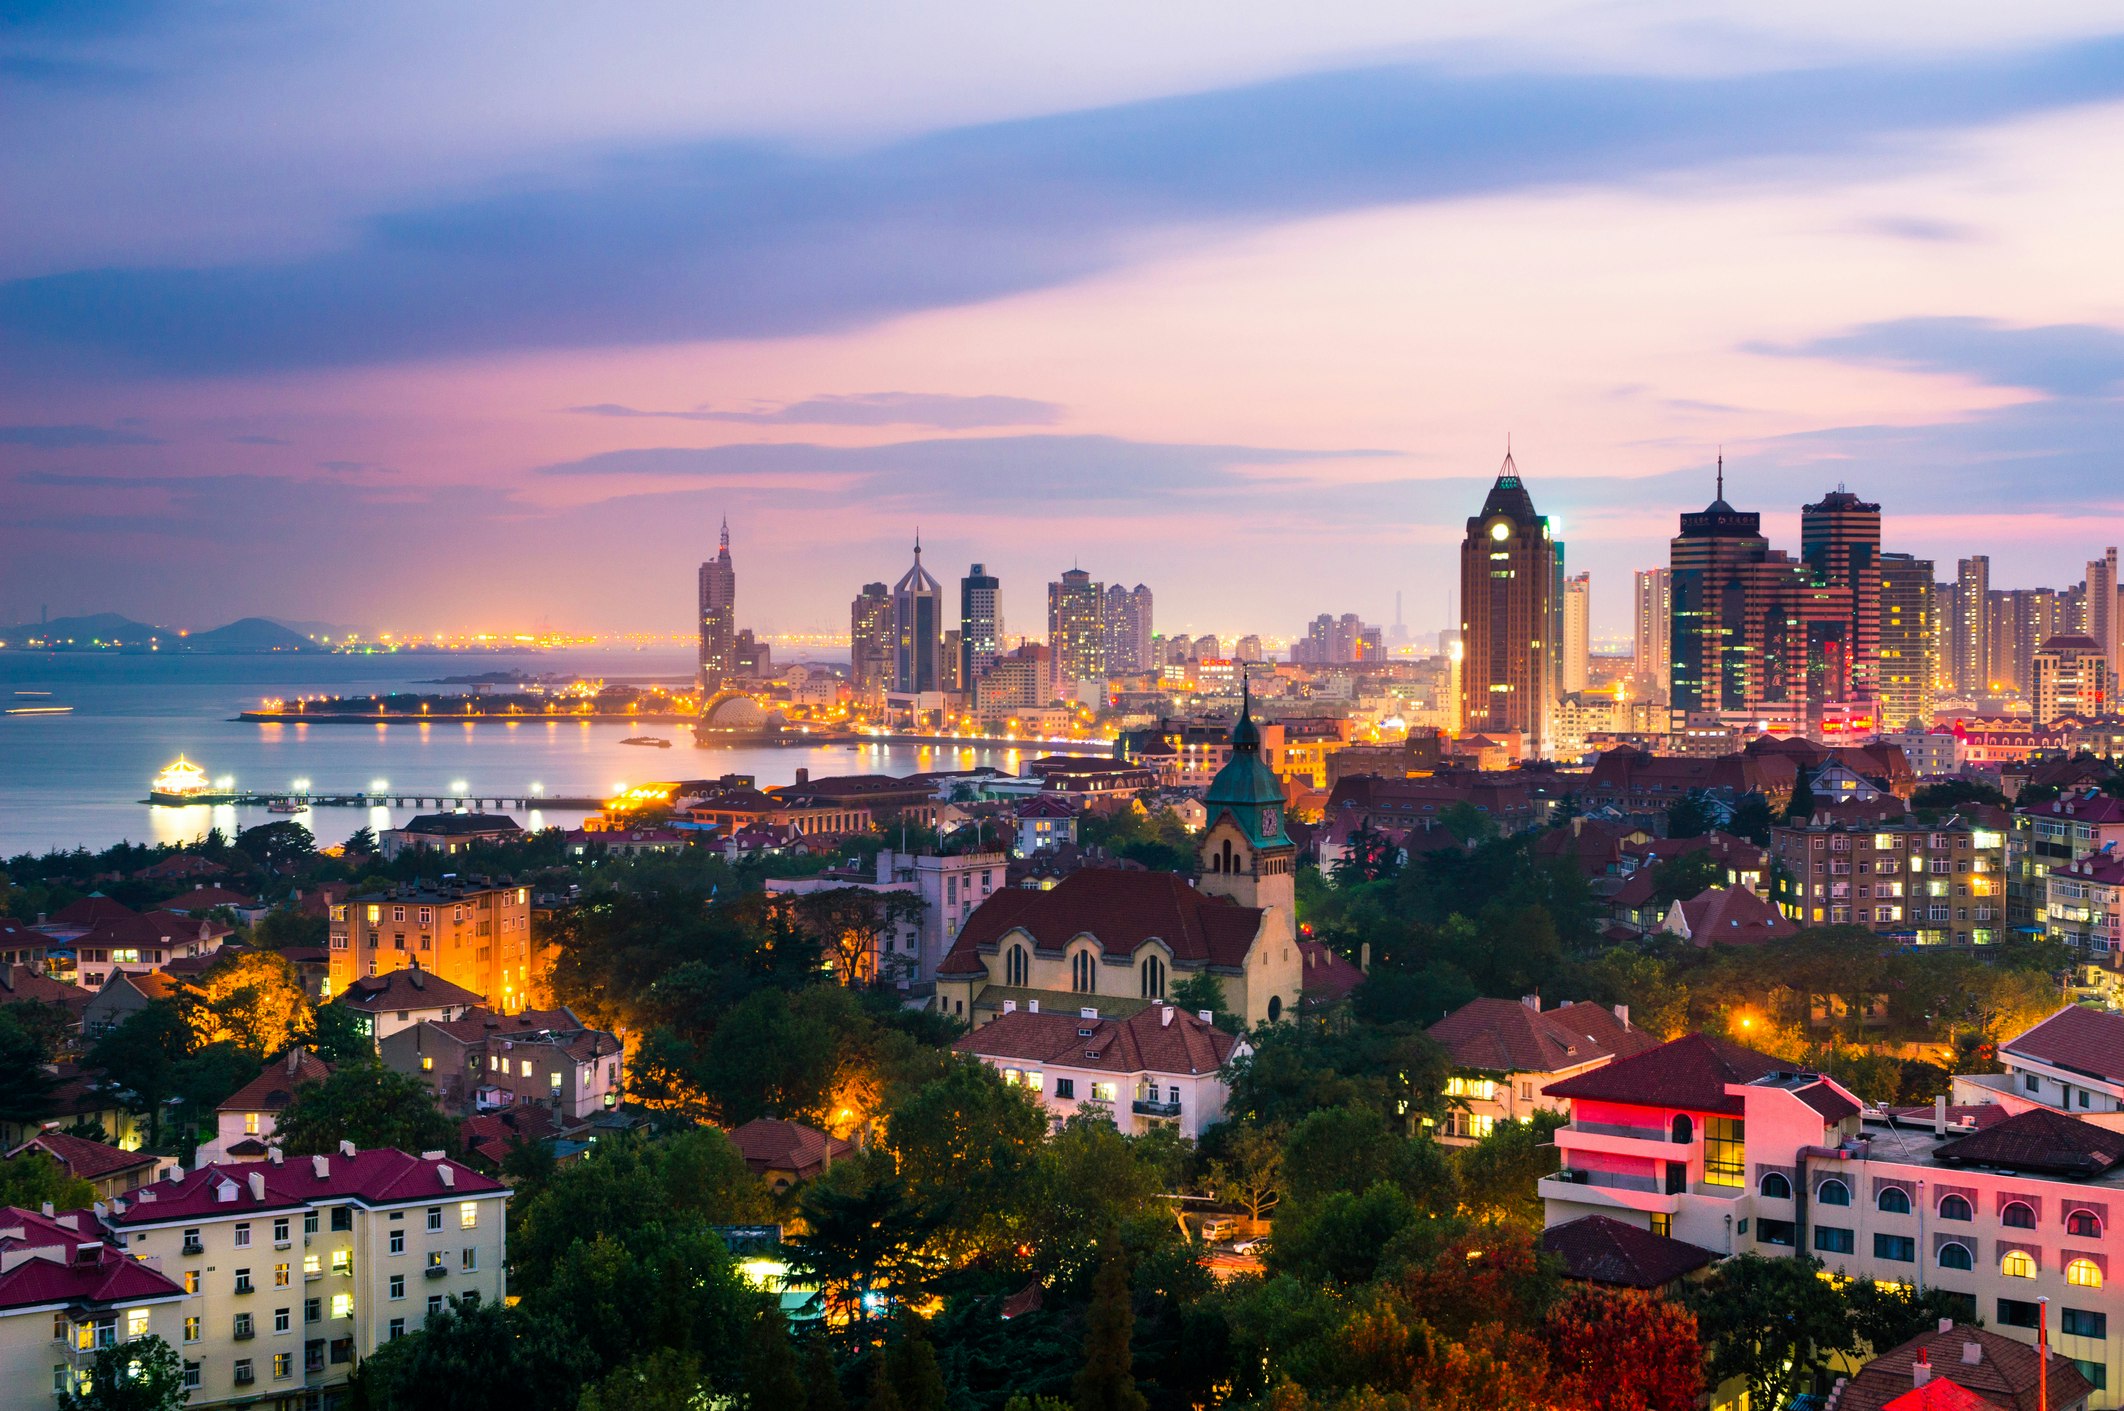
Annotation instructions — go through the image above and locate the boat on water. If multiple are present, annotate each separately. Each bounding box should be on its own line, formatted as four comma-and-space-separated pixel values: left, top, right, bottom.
619, 735, 673, 748
267, 798, 309, 813
4, 704, 72, 715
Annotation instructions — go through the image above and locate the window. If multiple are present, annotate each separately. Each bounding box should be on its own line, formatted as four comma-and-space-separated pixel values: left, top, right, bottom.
1759, 1172, 1792, 1200
1814, 1226, 1854, 1255
1938, 1242, 1973, 1271
1877, 1187, 1911, 1215
304, 1299, 320, 1325
427, 1295, 444, 1317
302, 1254, 319, 1277
234, 1358, 254, 1385
273, 1218, 290, 1247
274, 1263, 289, 1288
389, 1276, 405, 1300
274, 1307, 290, 1333
1670, 1114, 1694, 1144
2064, 1308, 2107, 1339
1054, 1078, 1075, 1100
389, 1231, 405, 1255
330, 1250, 351, 1275
459, 1202, 478, 1230
274, 1351, 292, 1379
245, 1112, 260, 1135
426, 1250, 445, 1272
183, 1271, 199, 1295
2001, 1200, 2036, 1229
235, 1223, 252, 1248
1999, 1299, 2040, 1328
1757, 1218, 1795, 1246
330, 1207, 353, 1232
1816, 1178, 1851, 1207
461, 1248, 478, 1271
1701, 1116, 1744, 1186
304, 1211, 319, 1235
389, 1318, 406, 1341
2066, 1257, 2103, 1288
234, 1313, 254, 1339
183, 1317, 201, 1343
1140, 954, 1165, 999
427, 1207, 443, 1232
1091, 1081, 1117, 1103
330, 1294, 354, 1320
183, 1362, 201, 1391
2001, 1250, 2038, 1279
1938, 1194, 1972, 1221
1873, 1234, 1915, 1262
1005, 945, 1028, 987
234, 1269, 253, 1294
1071, 949, 1094, 992
2067, 1208, 2102, 1237
2073, 1360, 2108, 1392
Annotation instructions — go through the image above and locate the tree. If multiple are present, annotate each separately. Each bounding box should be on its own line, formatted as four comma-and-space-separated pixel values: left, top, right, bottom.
782, 887, 927, 987
1728, 794, 1775, 846
1167, 971, 1235, 1032
252, 906, 328, 952
802, 1335, 846, 1411
0, 1008, 55, 1126
1205, 1124, 1283, 1226
89, 1003, 193, 1148
343, 825, 381, 857
58, 1334, 188, 1411
1665, 794, 1715, 840
1783, 768, 1817, 824
1072, 1243, 1147, 1411
1454, 1111, 1566, 1228
179, 949, 314, 1054
576, 1348, 708, 1411
1649, 849, 1727, 909
1543, 1286, 1702, 1411
350, 1300, 594, 1411
1331, 819, 1402, 887
742, 1310, 808, 1411
0, 1150, 98, 1210
884, 1060, 1047, 1254
1690, 1253, 1856, 1410
309, 1003, 374, 1064
1912, 779, 2009, 811
274, 1063, 458, 1157
236, 819, 316, 868
790, 1161, 942, 1323
883, 1325, 948, 1411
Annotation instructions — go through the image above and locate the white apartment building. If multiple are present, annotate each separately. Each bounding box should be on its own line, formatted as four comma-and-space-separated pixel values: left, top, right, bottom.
1424, 996, 1657, 1145
953, 1002, 1244, 1140
1953, 1005, 2124, 1118
102, 1145, 509, 1407
1540, 1033, 2124, 1405
1, 1206, 187, 1402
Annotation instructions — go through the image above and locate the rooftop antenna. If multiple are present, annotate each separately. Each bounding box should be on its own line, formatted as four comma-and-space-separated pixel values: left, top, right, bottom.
1716, 451, 1724, 502
719, 515, 729, 553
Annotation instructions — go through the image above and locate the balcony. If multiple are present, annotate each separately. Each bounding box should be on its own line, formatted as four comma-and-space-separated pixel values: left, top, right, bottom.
233, 1325, 255, 1342
233, 1367, 255, 1387
423, 1265, 449, 1280
1572, 1119, 1671, 1143
1131, 1098, 1182, 1118
182, 1239, 204, 1256
1551, 1167, 1661, 1194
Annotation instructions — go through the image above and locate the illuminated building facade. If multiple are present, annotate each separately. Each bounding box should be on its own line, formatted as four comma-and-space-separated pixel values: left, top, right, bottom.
2034, 634, 2113, 725
1952, 555, 1990, 695
1800, 488, 1881, 702
1878, 552, 1936, 730
1103, 583, 1153, 675
960, 563, 1002, 688
1561, 571, 1590, 695
1458, 454, 1556, 755
1047, 567, 1105, 691
329, 881, 534, 1013
850, 582, 892, 699
1633, 568, 1671, 704
892, 540, 945, 694
697, 517, 736, 693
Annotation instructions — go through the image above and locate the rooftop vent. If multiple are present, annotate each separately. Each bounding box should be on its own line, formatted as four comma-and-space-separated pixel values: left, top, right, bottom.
338, 1140, 356, 1157
312, 1155, 329, 1179
1961, 1342, 1982, 1366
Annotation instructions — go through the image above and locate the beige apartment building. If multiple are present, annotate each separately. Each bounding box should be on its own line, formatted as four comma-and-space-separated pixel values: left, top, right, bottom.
1771, 814, 2008, 945
329, 880, 532, 1013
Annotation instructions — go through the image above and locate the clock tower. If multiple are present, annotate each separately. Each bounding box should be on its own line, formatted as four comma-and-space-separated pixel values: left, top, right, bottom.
1197, 680, 1296, 932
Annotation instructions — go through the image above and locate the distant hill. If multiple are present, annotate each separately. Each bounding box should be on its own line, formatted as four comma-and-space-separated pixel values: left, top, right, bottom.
263, 617, 365, 641
3, 613, 319, 653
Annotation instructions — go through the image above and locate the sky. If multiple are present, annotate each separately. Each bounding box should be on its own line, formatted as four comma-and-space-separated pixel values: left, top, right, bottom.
4, 3, 2124, 646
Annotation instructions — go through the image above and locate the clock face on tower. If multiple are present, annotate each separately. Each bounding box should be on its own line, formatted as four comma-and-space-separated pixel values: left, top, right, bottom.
1260, 807, 1278, 837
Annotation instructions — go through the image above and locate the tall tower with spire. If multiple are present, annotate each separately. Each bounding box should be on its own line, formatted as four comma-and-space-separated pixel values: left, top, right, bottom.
1457, 451, 1557, 757
697, 516, 736, 694
892, 533, 944, 694
1197, 673, 1297, 954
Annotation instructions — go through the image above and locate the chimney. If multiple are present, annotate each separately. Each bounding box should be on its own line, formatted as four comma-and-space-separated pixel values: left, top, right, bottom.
1521, 994, 1540, 1011
1080, 1006, 1098, 1020
1934, 1095, 1948, 1137
1614, 1004, 1631, 1030
1161, 1006, 1174, 1027
1359, 942, 1371, 974
248, 1171, 266, 1200
269, 1147, 284, 1165
439, 1165, 455, 1188
1938, 1317, 1954, 1335
1960, 1342, 1981, 1365
338, 1139, 356, 1157
39, 1202, 53, 1218
1199, 1010, 1214, 1025
1002, 1000, 1017, 1014
796, 768, 809, 787
1912, 1349, 1931, 1388
312, 1155, 329, 1178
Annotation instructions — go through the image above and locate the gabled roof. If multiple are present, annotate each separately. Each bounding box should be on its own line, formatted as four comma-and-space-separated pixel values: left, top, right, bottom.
1015, 795, 1077, 819
1832, 1322, 2094, 1411
106, 1149, 504, 1226
46, 896, 137, 928
726, 1118, 852, 1180
397, 812, 524, 837
2003, 1004, 2124, 1086
1297, 941, 1366, 1004
1427, 998, 1655, 1076
1671, 886, 1798, 947
1932, 1104, 2124, 1178
215, 1048, 333, 1115
0, 964, 86, 1014
1544, 1033, 1784, 1116
1540, 1214, 1714, 1288
334, 965, 485, 1014
954, 1003, 1238, 1078
10, 1131, 159, 1181
161, 886, 258, 913
938, 870, 1264, 977
0, 1207, 185, 1311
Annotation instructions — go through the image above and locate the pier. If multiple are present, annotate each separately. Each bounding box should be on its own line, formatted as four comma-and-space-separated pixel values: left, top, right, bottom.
145, 789, 608, 811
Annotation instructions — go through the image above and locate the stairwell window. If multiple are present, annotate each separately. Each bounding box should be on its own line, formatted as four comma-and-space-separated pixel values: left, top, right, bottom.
1703, 1117, 1744, 1188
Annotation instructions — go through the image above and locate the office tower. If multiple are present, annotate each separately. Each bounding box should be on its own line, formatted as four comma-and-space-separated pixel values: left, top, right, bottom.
1877, 553, 1936, 730
1669, 462, 1771, 715
1234, 635, 1263, 662
892, 538, 945, 694
1561, 572, 1590, 695
1459, 453, 1555, 753
1799, 488, 1881, 702
850, 582, 892, 698
2033, 635, 2112, 724
697, 517, 736, 693
1951, 557, 1990, 695
1102, 583, 1153, 674
960, 563, 1002, 688
1633, 568, 1672, 704
1047, 567, 1105, 689
2089, 549, 2120, 673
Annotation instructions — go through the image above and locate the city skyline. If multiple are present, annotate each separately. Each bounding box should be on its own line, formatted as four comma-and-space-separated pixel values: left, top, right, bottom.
7, 9, 2124, 637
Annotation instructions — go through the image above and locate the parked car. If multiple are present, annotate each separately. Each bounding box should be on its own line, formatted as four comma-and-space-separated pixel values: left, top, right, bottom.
1199, 1217, 1237, 1242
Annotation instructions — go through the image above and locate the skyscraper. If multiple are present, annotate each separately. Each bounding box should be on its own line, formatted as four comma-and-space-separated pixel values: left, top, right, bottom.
1669, 463, 1770, 716
1877, 553, 1936, 731
1102, 583, 1153, 674
1800, 488, 1881, 702
892, 538, 945, 694
1459, 454, 1555, 754
849, 582, 892, 699
1952, 556, 1990, 695
960, 563, 1002, 688
1633, 568, 1671, 704
1048, 568, 1105, 690
2033, 635, 2112, 725
1561, 572, 1590, 695
697, 517, 736, 694
2088, 548, 2120, 674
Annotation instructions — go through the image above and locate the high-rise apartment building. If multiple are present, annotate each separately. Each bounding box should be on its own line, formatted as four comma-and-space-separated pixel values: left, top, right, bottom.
1877, 552, 1935, 730
1560, 572, 1590, 695
892, 540, 945, 694
697, 517, 736, 693
1233, 634, 1263, 663
2033, 634, 2113, 725
328, 881, 533, 1013
1931, 582, 1957, 697
2088, 548, 2120, 673
1459, 455, 1555, 754
849, 582, 892, 699
1102, 583, 1153, 674
1047, 568, 1105, 689
1799, 488, 1881, 702
1669, 467, 1771, 716
959, 563, 1002, 688
1633, 568, 1671, 704
1951, 556, 1990, 695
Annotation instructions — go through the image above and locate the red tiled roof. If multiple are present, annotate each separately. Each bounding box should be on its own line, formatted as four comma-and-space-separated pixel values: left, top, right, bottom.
424, 1007, 586, 1044
1932, 1104, 2124, 1178
11, 1131, 159, 1181
955, 1003, 1237, 1077
1540, 1214, 1714, 1289
0, 1234, 185, 1312
0, 964, 87, 1014
938, 870, 1264, 977
216, 1049, 333, 1115
2004, 1004, 2124, 1086
1427, 998, 1655, 1076
79, 911, 224, 948
1544, 1033, 1784, 1116
46, 896, 137, 928
106, 1149, 504, 1225
94, 971, 178, 1003
1881, 1380, 1992, 1411
1015, 795, 1078, 819
335, 965, 485, 1014
726, 1118, 852, 1180
1297, 941, 1366, 1003
161, 886, 257, 913
1671, 887, 1798, 947
132, 854, 228, 881
1832, 1323, 2094, 1411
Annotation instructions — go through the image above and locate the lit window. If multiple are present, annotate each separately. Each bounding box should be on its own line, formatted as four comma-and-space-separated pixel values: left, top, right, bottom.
2067, 1258, 2103, 1288
244, 1113, 260, 1135
2001, 1250, 2038, 1279
330, 1294, 354, 1320
459, 1202, 477, 1229
125, 1309, 149, 1339
421, 1056, 433, 1071
1703, 1117, 1745, 1189
183, 1316, 201, 1342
